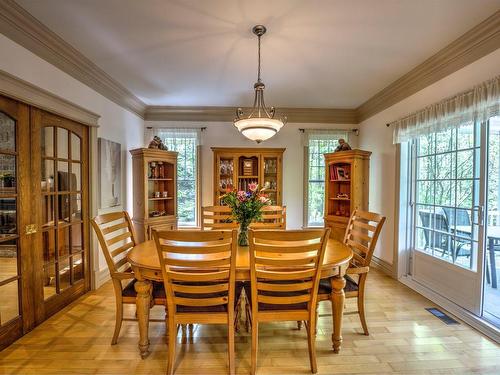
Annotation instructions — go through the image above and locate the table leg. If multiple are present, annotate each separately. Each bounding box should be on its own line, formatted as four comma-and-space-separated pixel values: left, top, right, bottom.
330, 274, 346, 353
134, 279, 152, 359
489, 238, 497, 289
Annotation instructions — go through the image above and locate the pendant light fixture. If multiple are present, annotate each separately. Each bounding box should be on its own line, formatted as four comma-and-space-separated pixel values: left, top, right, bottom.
234, 25, 286, 143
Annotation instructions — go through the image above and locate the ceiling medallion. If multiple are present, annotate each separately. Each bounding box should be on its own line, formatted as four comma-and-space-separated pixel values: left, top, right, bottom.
234, 25, 286, 143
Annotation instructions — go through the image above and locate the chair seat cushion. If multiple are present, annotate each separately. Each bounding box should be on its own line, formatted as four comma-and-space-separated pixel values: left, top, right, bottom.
121, 279, 167, 299
243, 282, 308, 311
318, 275, 359, 295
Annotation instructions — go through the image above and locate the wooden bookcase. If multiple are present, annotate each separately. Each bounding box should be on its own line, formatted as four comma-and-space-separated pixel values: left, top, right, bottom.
130, 148, 178, 242
212, 147, 285, 206
324, 149, 371, 241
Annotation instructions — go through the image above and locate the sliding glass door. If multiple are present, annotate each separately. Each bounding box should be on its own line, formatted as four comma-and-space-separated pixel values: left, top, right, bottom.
411, 122, 485, 314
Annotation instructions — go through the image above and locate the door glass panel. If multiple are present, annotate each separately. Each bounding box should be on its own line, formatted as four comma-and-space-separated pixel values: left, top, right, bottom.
0, 155, 16, 193
72, 253, 83, 283
43, 263, 56, 300
72, 193, 82, 221
42, 230, 55, 263
42, 195, 55, 227
58, 194, 70, 223
58, 257, 70, 291
57, 161, 69, 191
0, 238, 18, 282
71, 223, 82, 253
0, 113, 15, 151
58, 226, 70, 258
71, 163, 81, 191
0, 280, 19, 324
57, 127, 68, 159
414, 121, 478, 270
41, 159, 55, 192
71, 133, 81, 161
42, 127, 54, 157
0, 198, 16, 237
483, 116, 500, 328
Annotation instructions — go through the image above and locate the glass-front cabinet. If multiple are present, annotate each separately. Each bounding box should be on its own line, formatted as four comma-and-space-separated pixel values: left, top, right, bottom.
212, 148, 285, 206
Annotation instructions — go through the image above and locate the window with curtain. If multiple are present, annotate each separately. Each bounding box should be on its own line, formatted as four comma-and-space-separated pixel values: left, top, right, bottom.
304, 130, 349, 227
146, 128, 201, 227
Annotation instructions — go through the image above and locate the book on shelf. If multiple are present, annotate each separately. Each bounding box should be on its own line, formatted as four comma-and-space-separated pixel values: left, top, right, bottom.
329, 165, 350, 181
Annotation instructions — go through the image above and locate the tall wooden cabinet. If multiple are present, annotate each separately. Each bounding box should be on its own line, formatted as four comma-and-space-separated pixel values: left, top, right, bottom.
324, 149, 371, 241
212, 147, 285, 206
130, 148, 178, 242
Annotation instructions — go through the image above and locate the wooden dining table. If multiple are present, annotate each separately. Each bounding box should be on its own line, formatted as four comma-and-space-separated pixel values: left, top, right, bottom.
127, 238, 353, 359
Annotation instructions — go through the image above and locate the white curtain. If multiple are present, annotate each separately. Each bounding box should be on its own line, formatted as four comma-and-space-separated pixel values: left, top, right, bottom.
301, 129, 349, 146
392, 75, 500, 144
144, 127, 202, 146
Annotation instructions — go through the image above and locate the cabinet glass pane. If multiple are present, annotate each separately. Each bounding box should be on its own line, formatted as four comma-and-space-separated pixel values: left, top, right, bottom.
57, 127, 68, 159
0, 112, 15, 152
71, 133, 81, 161
0, 280, 19, 325
42, 127, 54, 157
0, 198, 16, 236
0, 155, 16, 192
0, 238, 17, 282
41, 159, 55, 192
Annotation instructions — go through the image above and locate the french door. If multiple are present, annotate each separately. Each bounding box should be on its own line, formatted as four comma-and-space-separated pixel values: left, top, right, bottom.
411, 121, 485, 314
0, 95, 90, 349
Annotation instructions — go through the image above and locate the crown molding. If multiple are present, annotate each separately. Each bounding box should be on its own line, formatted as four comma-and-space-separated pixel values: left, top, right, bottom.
144, 106, 358, 124
0, 69, 100, 126
356, 10, 500, 122
0, 0, 146, 118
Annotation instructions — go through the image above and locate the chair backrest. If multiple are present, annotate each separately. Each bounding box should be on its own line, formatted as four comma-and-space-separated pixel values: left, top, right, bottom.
91, 211, 137, 278
153, 229, 238, 317
251, 205, 287, 229
343, 209, 386, 267
248, 229, 330, 314
201, 206, 238, 230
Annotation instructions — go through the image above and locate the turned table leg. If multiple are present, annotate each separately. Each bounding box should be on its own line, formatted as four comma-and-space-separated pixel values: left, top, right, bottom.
330, 274, 346, 353
135, 279, 152, 359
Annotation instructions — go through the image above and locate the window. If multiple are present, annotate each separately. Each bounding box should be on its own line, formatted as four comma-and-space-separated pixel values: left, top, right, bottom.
304, 130, 349, 227
152, 128, 201, 227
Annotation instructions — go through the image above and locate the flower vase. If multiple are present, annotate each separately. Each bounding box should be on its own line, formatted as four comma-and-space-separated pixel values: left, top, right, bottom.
238, 224, 249, 246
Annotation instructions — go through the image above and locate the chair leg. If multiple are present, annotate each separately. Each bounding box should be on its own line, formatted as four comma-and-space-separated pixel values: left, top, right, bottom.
297, 321, 303, 330
358, 278, 369, 336
234, 298, 241, 333
111, 299, 123, 345
245, 302, 252, 333
306, 320, 318, 374
251, 321, 258, 375
167, 320, 176, 375
228, 319, 235, 375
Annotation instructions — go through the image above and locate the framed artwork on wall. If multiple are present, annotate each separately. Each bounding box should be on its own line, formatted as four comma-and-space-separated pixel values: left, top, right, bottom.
98, 138, 121, 208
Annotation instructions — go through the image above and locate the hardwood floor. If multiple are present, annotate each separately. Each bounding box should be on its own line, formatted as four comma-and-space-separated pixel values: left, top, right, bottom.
1, 269, 499, 374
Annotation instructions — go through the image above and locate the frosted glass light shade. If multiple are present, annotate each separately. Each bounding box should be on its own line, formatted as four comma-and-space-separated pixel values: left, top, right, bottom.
234, 117, 284, 143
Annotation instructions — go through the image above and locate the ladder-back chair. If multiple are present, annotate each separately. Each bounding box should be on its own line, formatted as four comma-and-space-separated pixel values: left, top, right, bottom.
201, 206, 238, 230
250, 205, 286, 229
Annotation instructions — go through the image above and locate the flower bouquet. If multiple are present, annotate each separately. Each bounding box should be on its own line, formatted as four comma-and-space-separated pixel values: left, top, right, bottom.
220, 183, 271, 246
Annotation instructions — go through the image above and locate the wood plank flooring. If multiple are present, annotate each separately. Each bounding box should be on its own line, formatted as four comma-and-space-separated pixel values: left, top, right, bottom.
1, 270, 499, 374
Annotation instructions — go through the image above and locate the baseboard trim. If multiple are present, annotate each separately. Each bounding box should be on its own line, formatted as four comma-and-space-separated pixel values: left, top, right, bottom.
93, 267, 110, 290
400, 275, 500, 344
370, 255, 396, 278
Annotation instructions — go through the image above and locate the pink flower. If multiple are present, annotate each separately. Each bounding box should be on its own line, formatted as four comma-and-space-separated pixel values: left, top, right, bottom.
237, 191, 246, 201
259, 196, 270, 204
248, 183, 258, 192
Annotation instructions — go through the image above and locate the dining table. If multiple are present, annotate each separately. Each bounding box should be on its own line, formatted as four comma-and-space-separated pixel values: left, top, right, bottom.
127, 238, 353, 359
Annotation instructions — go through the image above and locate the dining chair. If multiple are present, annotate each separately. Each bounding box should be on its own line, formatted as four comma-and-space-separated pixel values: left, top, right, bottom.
201, 205, 238, 230
246, 228, 330, 374
317, 209, 385, 336
250, 205, 287, 229
153, 229, 238, 375
91, 211, 166, 345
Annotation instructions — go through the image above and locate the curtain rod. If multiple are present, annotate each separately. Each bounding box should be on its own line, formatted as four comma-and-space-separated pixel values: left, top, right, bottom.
146, 126, 207, 131
298, 128, 359, 135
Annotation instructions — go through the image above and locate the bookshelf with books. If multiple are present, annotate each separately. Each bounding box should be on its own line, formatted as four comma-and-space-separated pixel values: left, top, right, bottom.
212, 147, 285, 206
324, 149, 371, 241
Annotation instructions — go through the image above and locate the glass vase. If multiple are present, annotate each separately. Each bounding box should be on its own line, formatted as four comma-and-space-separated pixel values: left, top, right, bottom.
238, 224, 249, 246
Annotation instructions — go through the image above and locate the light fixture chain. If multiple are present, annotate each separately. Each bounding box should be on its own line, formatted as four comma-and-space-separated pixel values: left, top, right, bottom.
257, 34, 261, 83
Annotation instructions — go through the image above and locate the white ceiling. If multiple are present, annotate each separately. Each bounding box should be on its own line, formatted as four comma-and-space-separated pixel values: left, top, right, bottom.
16, 0, 500, 108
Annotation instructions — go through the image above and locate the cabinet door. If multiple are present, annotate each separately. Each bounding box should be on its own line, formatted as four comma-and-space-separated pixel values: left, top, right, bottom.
261, 155, 281, 205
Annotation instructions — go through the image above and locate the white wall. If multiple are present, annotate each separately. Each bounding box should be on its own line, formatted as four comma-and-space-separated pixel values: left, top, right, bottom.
0, 34, 144, 284
359, 48, 500, 265
145, 121, 358, 229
